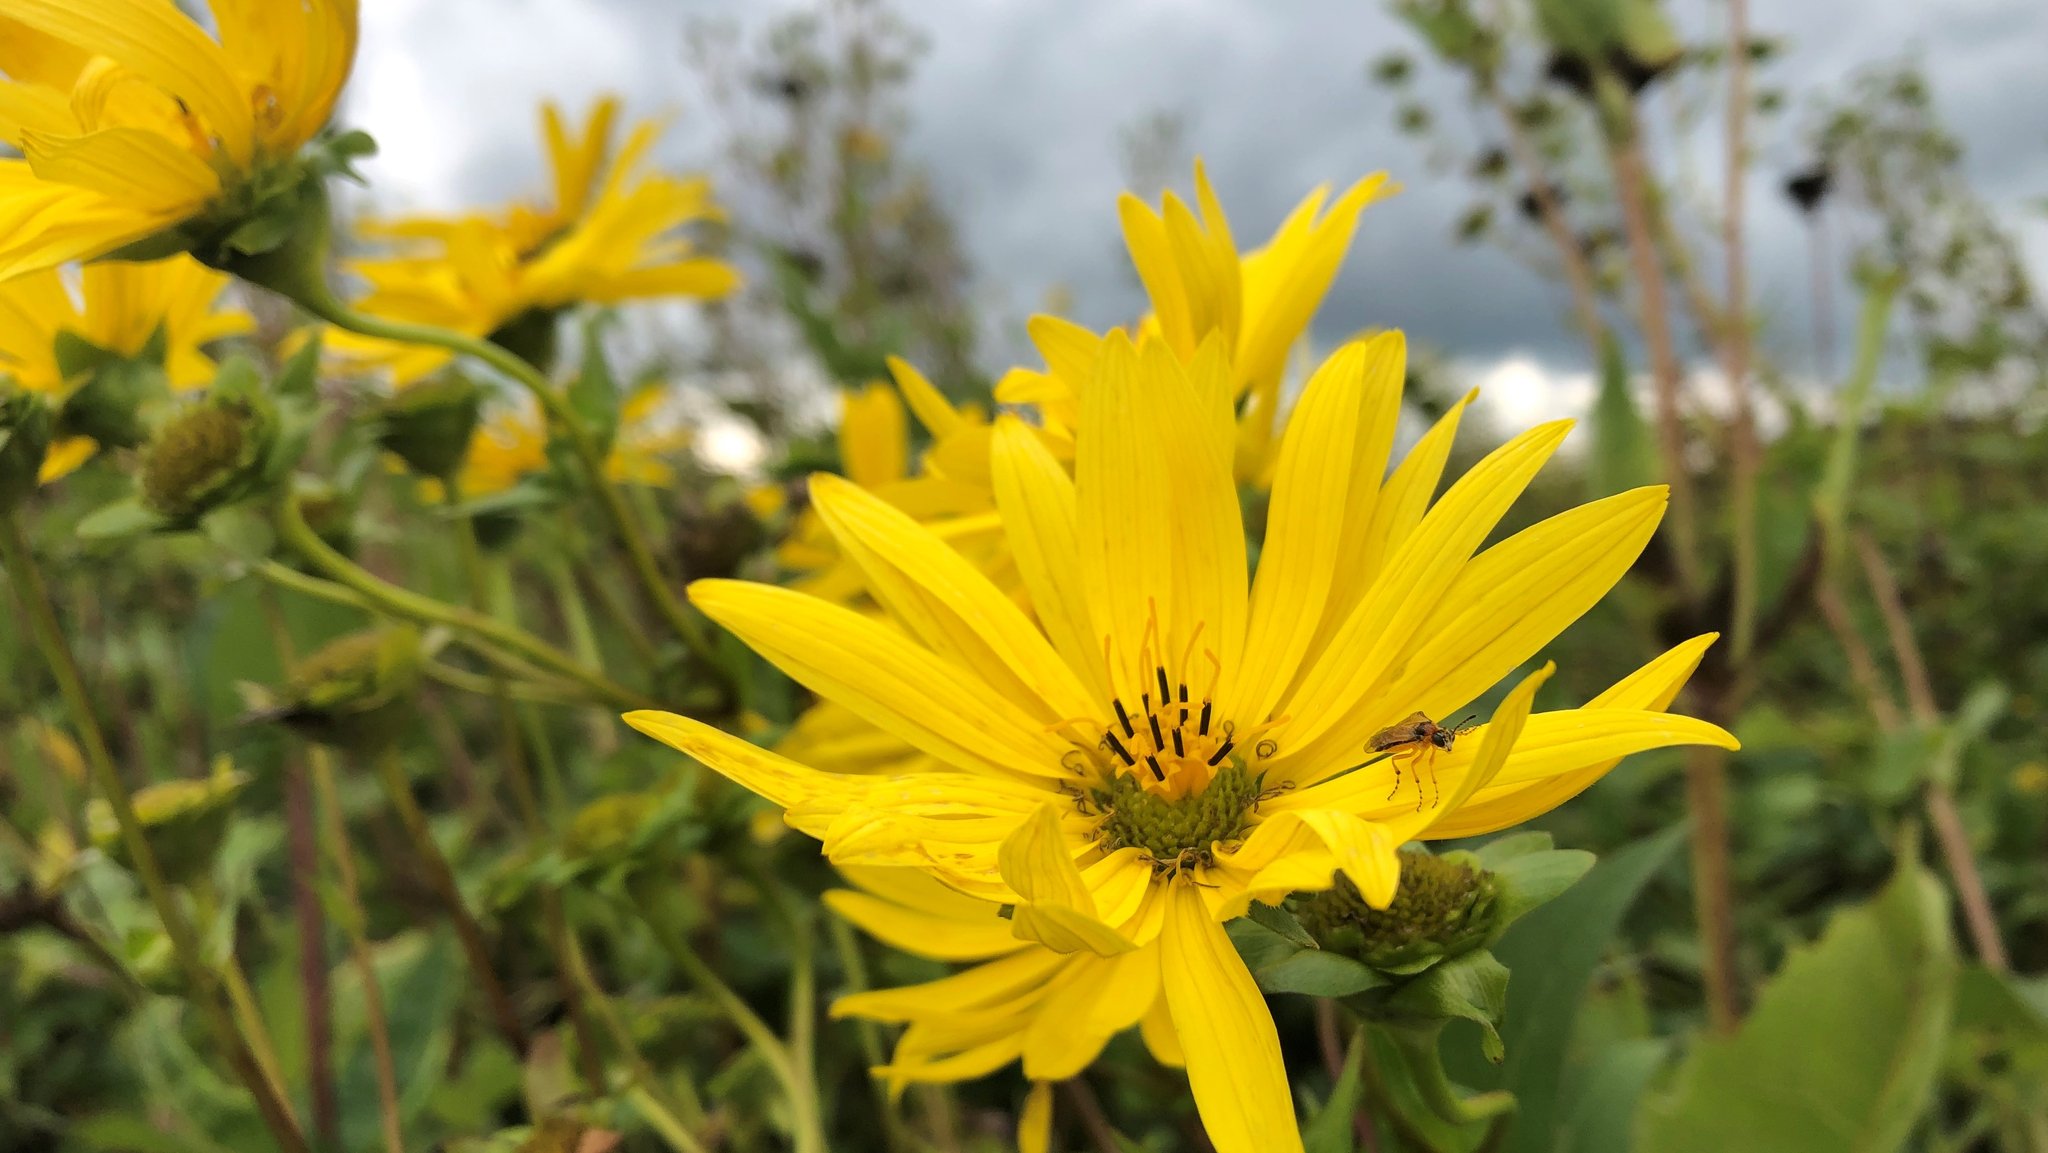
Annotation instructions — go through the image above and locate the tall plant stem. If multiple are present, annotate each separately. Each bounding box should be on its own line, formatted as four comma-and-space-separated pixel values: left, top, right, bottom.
0, 511, 310, 1153
258, 591, 341, 1151
561, 930, 712, 1152
1720, 0, 1763, 670
368, 744, 529, 1054
1604, 93, 1702, 600
442, 487, 604, 1092
1685, 742, 1741, 1033
825, 915, 916, 1153
1852, 532, 2011, 973
306, 743, 407, 1153
294, 295, 712, 664
1480, 80, 1608, 356
191, 879, 295, 1117
272, 494, 656, 712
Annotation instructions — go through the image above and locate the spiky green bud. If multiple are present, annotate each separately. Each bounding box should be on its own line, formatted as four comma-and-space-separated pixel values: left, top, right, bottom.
376, 376, 483, 479
1298, 850, 1502, 973
139, 396, 272, 524
86, 761, 250, 888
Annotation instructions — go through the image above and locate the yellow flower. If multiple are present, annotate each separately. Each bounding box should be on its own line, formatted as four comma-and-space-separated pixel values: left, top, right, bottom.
776, 356, 1008, 604
0, 0, 358, 279
453, 384, 689, 498
998, 162, 1393, 484
627, 330, 1735, 1150
0, 255, 251, 483
330, 97, 740, 384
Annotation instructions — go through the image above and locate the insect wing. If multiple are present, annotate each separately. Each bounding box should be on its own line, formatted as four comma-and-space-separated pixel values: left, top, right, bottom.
1367, 711, 1434, 751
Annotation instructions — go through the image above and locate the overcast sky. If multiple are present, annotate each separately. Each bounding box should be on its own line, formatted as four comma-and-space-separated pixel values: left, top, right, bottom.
345, 0, 2048, 415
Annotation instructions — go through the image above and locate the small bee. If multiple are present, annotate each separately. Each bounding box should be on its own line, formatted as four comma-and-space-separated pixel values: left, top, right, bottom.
1365, 711, 1477, 810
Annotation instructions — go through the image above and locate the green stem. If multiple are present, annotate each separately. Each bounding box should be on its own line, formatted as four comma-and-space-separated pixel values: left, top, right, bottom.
0, 511, 311, 1153
192, 879, 295, 1118
1383, 1025, 1515, 1128
627, 879, 822, 1151
368, 744, 528, 1055
752, 868, 826, 1153
271, 495, 656, 711
826, 915, 917, 1153
562, 929, 711, 1151
306, 743, 408, 1153
296, 295, 713, 663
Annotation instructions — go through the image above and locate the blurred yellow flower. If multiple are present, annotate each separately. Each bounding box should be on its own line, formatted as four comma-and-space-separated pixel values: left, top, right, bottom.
453, 384, 690, 498
330, 97, 740, 384
0, 0, 358, 278
629, 331, 1733, 1151
999, 162, 1392, 485
0, 256, 251, 483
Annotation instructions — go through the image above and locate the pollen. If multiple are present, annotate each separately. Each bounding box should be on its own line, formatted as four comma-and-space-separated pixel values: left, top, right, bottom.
1092, 761, 1262, 874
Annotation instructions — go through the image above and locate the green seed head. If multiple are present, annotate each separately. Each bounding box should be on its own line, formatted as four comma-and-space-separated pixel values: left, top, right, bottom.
1094, 762, 1262, 870
269, 627, 423, 750
1298, 849, 1501, 972
140, 398, 266, 522
87, 762, 250, 888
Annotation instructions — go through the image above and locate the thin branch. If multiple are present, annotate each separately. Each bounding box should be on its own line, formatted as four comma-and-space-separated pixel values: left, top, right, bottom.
1852, 531, 1939, 723
1721, 0, 1763, 669
1478, 81, 1609, 354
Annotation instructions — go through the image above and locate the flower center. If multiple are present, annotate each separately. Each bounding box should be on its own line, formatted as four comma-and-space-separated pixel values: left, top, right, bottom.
1093, 761, 1262, 874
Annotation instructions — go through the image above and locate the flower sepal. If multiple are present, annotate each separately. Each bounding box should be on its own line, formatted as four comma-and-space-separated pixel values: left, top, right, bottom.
240, 626, 427, 752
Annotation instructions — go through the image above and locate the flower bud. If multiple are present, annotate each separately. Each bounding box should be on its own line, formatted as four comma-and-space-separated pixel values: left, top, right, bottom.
86, 760, 250, 888
0, 392, 53, 510
376, 376, 483, 479
256, 627, 424, 750
1298, 849, 1502, 973
140, 395, 272, 524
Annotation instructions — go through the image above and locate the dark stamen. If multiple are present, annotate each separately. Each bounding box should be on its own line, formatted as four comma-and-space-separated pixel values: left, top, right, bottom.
1199, 700, 1212, 735
1144, 755, 1165, 781
1207, 739, 1235, 766
1148, 713, 1166, 750
1156, 666, 1172, 704
1113, 698, 1137, 738
1104, 732, 1136, 766
1171, 729, 1185, 756
1178, 682, 1189, 725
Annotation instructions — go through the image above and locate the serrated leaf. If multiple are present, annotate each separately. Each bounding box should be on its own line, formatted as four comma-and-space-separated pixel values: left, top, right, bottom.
1248, 899, 1318, 948
1634, 860, 1956, 1153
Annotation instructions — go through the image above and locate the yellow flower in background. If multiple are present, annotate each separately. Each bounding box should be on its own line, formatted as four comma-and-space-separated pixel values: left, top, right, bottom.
628, 330, 1734, 1151
454, 384, 690, 498
0, 256, 252, 483
775, 356, 1011, 604
998, 162, 1392, 485
0, 0, 359, 279
330, 97, 740, 384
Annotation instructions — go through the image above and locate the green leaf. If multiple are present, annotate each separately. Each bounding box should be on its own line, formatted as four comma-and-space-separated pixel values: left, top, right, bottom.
1634, 859, 1956, 1153
274, 330, 322, 400
1556, 1039, 1669, 1153
76, 497, 167, 541
1586, 332, 1655, 499
1262, 950, 1391, 999
1929, 681, 2008, 790
568, 314, 623, 452
53, 329, 121, 379
1487, 847, 1595, 932
1384, 950, 1511, 1062
1449, 822, 1688, 1153
1249, 899, 1318, 948
1303, 1028, 1368, 1153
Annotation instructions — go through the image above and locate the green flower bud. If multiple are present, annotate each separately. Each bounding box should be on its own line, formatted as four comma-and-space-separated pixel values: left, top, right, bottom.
376, 376, 484, 479
0, 392, 53, 511
140, 395, 273, 524
86, 761, 251, 888
255, 626, 423, 750
1298, 849, 1502, 974
564, 792, 663, 867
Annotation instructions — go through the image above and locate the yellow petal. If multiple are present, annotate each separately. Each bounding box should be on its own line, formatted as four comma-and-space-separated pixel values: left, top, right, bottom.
1141, 990, 1186, 1068
1000, 805, 1135, 956
1424, 635, 1719, 837
6, 0, 252, 165
991, 415, 1109, 703
1075, 331, 1174, 705
833, 948, 1067, 1023
810, 472, 1097, 726
1382, 663, 1554, 845
1290, 809, 1400, 908
1274, 420, 1573, 767
24, 125, 219, 210
36, 434, 96, 484
688, 579, 1074, 780
1161, 883, 1302, 1153
1119, 194, 1191, 354
1233, 339, 1401, 725
885, 354, 963, 439
1380, 486, 1668, 722
839, 383, 908, 489
823, 888, 1026, 963
1351, 387, 1476, 593
1018, 1082, 1054, 1153
621, 710, 859, 817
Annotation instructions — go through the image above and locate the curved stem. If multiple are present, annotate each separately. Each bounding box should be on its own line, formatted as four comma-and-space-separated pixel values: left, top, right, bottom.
296, 294, 712, 663
369, 745, 529, 1055
272, 495, 656, 712
0, 511, 311, 1153
192, 879, 294, 1116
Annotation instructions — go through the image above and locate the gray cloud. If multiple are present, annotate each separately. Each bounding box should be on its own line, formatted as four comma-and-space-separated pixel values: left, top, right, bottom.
349, 0, 2048, 380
